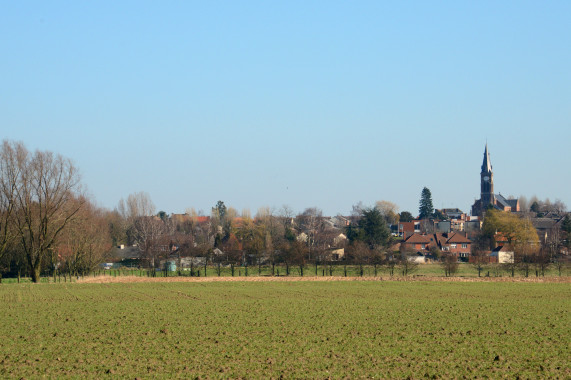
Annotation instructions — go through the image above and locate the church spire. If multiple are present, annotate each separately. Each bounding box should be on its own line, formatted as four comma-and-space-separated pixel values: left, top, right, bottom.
482, 143, 492, 173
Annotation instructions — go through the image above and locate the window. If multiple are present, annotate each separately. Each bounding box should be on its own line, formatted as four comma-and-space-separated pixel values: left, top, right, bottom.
462, 243, 468, 249
450, 243, 457, 248
421, 244, 426, 249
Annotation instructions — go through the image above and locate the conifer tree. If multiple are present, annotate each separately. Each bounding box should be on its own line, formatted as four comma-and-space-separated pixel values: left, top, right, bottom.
418, 187, 434, 219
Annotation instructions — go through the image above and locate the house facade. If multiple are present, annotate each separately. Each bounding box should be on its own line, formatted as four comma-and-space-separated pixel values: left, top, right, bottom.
401, 232, 472, 261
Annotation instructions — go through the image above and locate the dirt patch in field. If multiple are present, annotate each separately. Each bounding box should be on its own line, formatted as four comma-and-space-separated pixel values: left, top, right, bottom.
77, 275, 571, 284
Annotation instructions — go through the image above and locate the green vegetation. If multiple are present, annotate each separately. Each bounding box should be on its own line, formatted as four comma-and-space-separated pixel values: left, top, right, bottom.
0, 281, 569, 378
419, 187, 434, 219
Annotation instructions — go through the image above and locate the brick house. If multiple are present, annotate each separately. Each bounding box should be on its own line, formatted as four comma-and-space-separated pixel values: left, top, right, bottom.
435, 232, 472, 260
394, 221, 421, 237
402, 232, 473, 261
401, 233, 435, 253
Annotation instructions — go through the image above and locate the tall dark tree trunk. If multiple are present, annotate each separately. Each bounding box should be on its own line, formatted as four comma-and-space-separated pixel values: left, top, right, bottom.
28, 253, 42, 283
31, 266, 41, 283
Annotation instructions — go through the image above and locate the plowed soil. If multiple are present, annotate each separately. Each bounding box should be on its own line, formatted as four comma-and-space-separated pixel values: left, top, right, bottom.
78, 274, 571, 284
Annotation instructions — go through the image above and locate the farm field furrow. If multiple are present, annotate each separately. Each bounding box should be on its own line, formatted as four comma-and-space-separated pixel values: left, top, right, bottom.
0, 281, 569, 379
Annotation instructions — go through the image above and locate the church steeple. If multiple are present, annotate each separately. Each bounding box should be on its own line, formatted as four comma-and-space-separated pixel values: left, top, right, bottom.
480, 143, 494, 206
482, 142, 492, 174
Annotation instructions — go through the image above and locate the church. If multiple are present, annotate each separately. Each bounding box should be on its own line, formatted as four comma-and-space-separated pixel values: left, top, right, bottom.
471, 144, 519, 217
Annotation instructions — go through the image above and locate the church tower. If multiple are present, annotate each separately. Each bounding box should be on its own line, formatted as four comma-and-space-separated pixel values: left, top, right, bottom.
480, 143, 494, 206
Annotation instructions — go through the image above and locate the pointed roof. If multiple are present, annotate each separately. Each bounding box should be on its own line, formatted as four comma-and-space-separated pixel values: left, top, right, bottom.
482, 143, 492, 173
404, 233, 432, 244
445, 232, 472, 244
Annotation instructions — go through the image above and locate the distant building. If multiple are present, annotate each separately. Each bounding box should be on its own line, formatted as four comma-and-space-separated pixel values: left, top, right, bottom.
490, 246, 515, 264
394, 221, 421, 237
437, 208, 465, 219
471, 144, 519, 216
401, 232, 472, 261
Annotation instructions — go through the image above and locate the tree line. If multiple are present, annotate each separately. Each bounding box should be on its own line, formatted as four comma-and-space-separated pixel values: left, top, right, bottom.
0, 140, 417, 282
109, 193, 422, 278
1, 140, 569, 282
0, 141, 112, 282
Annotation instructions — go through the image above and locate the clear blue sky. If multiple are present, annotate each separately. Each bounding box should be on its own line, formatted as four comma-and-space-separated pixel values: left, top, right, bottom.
2, 1, 570, 216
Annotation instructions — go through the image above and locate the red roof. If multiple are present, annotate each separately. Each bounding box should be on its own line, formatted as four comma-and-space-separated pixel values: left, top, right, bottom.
404, 233, 432, 244
445, 232, 472, 244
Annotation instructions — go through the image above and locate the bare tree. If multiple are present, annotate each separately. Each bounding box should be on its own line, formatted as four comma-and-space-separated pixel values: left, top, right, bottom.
133, 216, 168, 275
470, 246, 489, 277
440, 252, 459, 277
57, 199, 112, 277
122, 192, 169, 275
518, 195, 529, 213
234, 217, 264, 274
375, 200, 400, 226
470, 233, 491, 277
11, 146, 85, 282
553, 255, 569, 277
350, 202, 365, 224
501, 246, 519, 278
295, 207, 325, 262
398, 246, 419, 276
346, 241, 372, 277
118, 191, 156, 220
532, 248, 550, 277
0, 141, 26, 279
289, 240, 308, 276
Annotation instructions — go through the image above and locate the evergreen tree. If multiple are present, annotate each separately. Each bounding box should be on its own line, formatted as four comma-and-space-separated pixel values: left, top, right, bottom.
399, 211, 414, 222
418, 187, 434, 219
214, 200, 227, 220
346, 207, 391, 249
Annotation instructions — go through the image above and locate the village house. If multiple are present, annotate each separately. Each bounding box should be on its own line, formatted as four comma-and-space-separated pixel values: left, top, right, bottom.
393, 221, 421, 237
490, 245, 515, 264
401, 232, 473, 261
434, 232, 472, 260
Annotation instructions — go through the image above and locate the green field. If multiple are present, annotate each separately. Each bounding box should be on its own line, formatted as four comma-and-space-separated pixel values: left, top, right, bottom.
1, 280, 569, 378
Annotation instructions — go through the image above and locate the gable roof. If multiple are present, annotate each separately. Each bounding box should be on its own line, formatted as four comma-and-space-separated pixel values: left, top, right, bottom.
532, 217, 562, 230
495, 194, 511, 209
404, 233, 432, 244
491, 245, 512, 253
445, 232, 472, 244
195, 216, 210, 223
